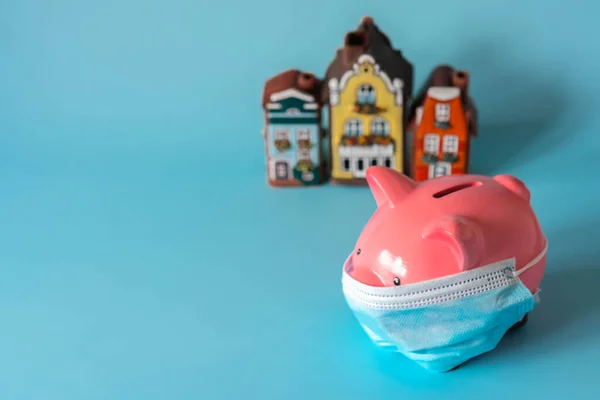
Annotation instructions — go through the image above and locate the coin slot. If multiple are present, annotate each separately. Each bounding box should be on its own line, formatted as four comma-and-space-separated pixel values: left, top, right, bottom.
433, 181, 482, 198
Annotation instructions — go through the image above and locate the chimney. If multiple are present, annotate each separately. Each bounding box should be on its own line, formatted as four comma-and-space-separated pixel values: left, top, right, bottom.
297, 72, 316, 92
452, 70, 470, 102
343, 16, 370, 68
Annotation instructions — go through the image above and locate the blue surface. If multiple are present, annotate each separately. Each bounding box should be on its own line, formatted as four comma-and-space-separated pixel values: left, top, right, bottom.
1, 0, 599, 398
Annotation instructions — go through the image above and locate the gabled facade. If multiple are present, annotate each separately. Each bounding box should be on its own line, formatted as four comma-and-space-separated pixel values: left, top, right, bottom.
408, 66, 478, 181
412, 87, 469, 180
262, 70, 324, 187
322, 17, 413, 185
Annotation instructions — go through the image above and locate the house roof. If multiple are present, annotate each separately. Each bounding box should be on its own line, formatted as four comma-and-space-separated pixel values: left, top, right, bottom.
408, 65, 478, 136
262, 69, 322, 109
321, 16, 414, 105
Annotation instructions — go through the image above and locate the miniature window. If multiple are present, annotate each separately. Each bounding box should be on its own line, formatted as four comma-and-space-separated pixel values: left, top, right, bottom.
435, 104, 451, 123
371, 118, 390, 136
297, 128, 311, 141
344, 119, 363, 136
357, 158, 365, 172
285, 108, 301, 115
442, 135, 459, 154
424, 133, 440, 154
275, 129, 290, 140
341, 158, 351, 172
384, 157, 392, 168
298, 149, 311, 160
357, 84, 376, 105
371, 158, 378, 167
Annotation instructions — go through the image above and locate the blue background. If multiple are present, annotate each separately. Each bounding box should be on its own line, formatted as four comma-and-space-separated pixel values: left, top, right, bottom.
1, 0, 599, 398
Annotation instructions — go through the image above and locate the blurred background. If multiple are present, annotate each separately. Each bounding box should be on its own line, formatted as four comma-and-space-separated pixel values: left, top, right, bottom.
1, 0, 599, 399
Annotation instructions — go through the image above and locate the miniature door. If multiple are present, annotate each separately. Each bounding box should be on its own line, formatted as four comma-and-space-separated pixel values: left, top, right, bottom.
412, 87, 470, 182
327, 55, 405, 184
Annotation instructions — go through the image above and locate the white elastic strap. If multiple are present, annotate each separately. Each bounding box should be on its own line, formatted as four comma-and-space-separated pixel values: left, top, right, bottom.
514, 239, 548, 277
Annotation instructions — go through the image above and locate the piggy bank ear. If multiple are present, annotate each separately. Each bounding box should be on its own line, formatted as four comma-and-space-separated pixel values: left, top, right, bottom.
366, 166, 417, 208
493, 175, 531, 202
422, 215, 485, 271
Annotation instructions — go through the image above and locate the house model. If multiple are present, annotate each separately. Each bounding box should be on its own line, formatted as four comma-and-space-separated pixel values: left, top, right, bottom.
408, 65, 478, 181
261, 69, 325, 187
321, 16, 414, 185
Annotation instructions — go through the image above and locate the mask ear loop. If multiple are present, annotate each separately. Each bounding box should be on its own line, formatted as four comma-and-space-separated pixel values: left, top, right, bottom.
513, 239, 549, 278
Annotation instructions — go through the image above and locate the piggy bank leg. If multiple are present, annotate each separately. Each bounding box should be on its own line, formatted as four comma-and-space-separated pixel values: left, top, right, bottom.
508, 313, 529, 331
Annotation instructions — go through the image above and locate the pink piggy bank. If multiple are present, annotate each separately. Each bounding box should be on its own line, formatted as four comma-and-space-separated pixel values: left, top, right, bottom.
341, 166, 548, 372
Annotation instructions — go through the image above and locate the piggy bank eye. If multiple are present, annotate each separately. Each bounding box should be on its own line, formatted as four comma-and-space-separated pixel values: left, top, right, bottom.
356, 248, 361, 255
393, 277, 401, 286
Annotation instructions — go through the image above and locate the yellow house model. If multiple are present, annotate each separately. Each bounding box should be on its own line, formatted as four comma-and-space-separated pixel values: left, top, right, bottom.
323, 16, 413, 184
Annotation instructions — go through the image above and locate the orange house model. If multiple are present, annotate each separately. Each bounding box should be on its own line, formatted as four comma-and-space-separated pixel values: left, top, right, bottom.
410, 67, 477, 181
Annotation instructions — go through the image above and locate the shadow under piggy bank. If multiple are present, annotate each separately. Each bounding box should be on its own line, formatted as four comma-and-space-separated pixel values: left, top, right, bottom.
379, 216, 600, 374
462, 218, 600, 370
459, 262, 600, 370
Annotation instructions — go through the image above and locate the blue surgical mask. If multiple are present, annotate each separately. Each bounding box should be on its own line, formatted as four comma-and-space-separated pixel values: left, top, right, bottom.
341, 242, 548, 372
